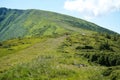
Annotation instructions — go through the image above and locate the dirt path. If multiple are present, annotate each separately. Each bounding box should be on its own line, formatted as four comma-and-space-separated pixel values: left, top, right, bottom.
0, 36, 65, 72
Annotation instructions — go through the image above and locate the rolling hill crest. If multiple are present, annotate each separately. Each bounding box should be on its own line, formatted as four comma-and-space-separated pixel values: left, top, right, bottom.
0, 7, 116, 41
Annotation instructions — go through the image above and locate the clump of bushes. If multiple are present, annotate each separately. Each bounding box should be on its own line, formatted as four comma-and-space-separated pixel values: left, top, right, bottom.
82, 45, 94, 49
83, 53, 120, 66
0, 42, 3, 46
113, 35, 120, 41
102, 68, 113, 76
102, 67, 120, 80
76, 45, 94, 50
99, 41, 114, 51
105, 34, 111, 39
2, 44, 11, 48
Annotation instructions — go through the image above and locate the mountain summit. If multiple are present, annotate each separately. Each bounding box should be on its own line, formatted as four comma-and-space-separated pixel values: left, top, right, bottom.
0, 8, 116, 41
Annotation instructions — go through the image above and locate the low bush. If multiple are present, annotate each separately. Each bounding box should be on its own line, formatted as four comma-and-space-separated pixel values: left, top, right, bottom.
2, 44, 11, 48
0, 42, 3, 46
99, 41, 114, 51
76, 45, 94, 50
82, 45, 94, 49
102, 68, 112, 76
102, 67, 120, 80
83, 53, 120, 66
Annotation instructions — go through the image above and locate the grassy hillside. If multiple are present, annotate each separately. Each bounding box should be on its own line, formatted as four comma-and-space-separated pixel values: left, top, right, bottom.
0, 33, 120, 80
0, 8, 120, 80
0, 7, 116, 41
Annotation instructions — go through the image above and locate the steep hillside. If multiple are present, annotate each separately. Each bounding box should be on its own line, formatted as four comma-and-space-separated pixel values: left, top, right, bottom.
0, 7, 116, 41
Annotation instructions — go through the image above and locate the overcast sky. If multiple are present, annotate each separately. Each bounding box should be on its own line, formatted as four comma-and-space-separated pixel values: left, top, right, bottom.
0, 0, 120, 33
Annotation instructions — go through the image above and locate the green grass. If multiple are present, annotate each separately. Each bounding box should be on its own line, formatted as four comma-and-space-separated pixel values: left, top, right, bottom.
0, 8, 117, 41
0, 36, 106, 80
0, 33, 119, 80
0, 55, 106, 80
0, 37, 46, 58
0, 8, 120, 80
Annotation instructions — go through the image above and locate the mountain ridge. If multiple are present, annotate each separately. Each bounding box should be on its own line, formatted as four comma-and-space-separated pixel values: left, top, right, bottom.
0, 7, 117, 41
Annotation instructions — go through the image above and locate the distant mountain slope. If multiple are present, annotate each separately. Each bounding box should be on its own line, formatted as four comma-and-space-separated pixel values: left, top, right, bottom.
0, 7, 116, 41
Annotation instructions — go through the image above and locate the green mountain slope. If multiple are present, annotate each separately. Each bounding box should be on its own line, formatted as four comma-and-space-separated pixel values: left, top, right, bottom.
0, 33, 120, 80
0, 8, 120, 80
0, 7, 116, 41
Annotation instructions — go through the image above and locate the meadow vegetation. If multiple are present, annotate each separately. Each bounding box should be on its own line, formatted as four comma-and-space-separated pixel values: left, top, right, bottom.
0, 8, 120, 80
0, 32, 119, 80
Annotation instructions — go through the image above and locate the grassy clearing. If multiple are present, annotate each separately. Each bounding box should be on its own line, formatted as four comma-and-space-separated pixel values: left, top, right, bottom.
0, 36, 65, 72
0, 37, 46, 58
